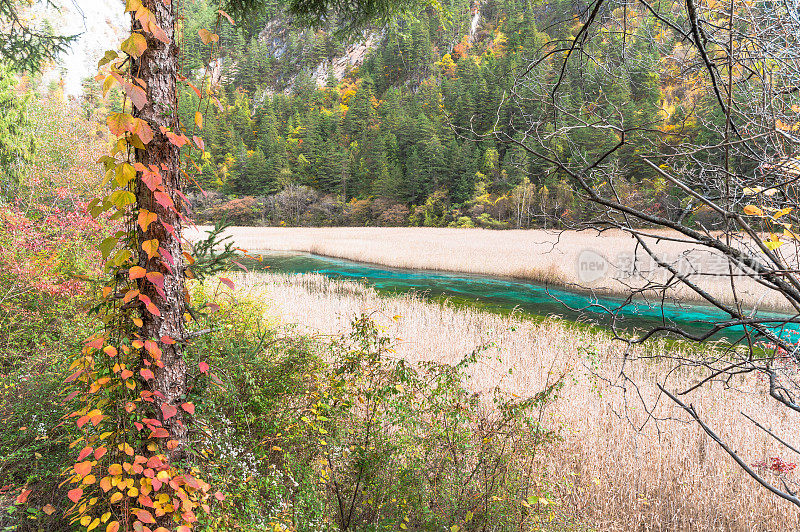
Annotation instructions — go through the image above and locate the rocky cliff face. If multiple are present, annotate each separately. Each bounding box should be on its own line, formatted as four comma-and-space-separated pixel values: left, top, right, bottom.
256, 17, 381, 92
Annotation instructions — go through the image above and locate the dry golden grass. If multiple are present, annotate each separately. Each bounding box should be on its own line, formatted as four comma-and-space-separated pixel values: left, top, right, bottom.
216, 270, 800, 531
188, 226, 795, 310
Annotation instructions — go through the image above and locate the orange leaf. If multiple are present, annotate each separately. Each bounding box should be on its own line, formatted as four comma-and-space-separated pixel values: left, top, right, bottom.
142, 239, 160, 259
218, 9, 235, 24
67, 488, 83, 503
74, 461, 93, 476
186, 81, 201, 99
120, 33, 147, 58
94, 446, 107, 459
133, 509, 156, 524
138, 209, 157, 232
181, 402, 195, 414
140, 368, 155, 380
106, 522, 120, 532
160, 335, 175, 345
129, 266, 146, 280
42, 504, 56, 515
107, 112, 133, 137
198, 28, 219, 44
15, 488, 31, 504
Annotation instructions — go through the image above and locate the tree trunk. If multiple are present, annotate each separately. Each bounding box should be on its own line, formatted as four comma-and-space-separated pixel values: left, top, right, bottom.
131, 0, 189, 461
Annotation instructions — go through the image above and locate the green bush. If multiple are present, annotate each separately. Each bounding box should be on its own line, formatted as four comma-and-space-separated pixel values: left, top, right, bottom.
194, 297, 566, 531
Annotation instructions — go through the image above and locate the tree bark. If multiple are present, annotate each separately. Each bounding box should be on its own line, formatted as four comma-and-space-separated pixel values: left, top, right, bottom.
131, 0, 189, 461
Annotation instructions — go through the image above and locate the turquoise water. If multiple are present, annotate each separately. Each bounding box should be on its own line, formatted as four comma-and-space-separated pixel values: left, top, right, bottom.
244, 251, 800, 343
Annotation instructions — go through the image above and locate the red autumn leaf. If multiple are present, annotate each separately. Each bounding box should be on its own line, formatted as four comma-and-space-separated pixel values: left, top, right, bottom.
111, 72, 147, 110
149, 427, 170, 438
192, 135, 205, 151
214, 491, 225, 501
15, 488, 31, 504
133, 508, 156, 524
64, 369, 83, 383
219, 277, 235, 290
160, 335, 175, 345
198, 361, 210, 374
77, 446, 93, 461
165, 131, 189, 148
218, 8, 235, 24
161, 403, 178, 420
86, 337, 105, 350
140, 368, 155, 380
94, 446, 107, 459
67, 488, 83, 503
181, 402, 195, 414
138, 494, 154, 508
134, 119, 154, 144
141, 168, 162, 191
153, 190, 175, 211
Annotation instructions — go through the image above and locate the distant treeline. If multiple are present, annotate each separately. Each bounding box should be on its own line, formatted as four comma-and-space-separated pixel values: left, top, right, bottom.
166, 0, 727, 228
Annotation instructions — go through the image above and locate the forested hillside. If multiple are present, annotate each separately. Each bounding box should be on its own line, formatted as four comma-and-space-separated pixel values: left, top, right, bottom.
167, 0, 702, 228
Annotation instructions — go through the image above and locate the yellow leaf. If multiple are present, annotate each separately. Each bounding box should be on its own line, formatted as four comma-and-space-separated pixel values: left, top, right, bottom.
198, 29, 219, 44
194, 111, 203, 129
142, 239, 160, 259
120, 33, 147, 58
764, 240, 784, 250
109, 492, 123, 504
744, 205, 764, 216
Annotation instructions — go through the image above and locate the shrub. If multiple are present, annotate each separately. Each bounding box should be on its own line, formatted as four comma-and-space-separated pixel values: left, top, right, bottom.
193, 288, 566, 531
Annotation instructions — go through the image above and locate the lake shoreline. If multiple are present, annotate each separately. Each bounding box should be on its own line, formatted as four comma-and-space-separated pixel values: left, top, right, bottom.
187, 225, 794, 312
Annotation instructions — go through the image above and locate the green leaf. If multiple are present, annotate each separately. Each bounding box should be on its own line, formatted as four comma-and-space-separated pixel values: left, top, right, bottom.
109, 190, 136, 208
99, 237, 119, 259
97, 50, 119, 68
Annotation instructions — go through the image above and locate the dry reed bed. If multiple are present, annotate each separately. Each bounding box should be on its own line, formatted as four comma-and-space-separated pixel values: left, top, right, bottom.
189, 226, 798, 311
221, 271, 800, 531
